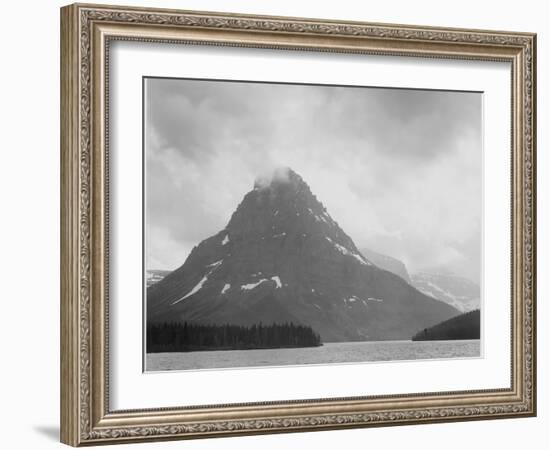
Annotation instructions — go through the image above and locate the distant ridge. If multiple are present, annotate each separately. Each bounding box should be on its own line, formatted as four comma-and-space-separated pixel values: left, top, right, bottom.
411, 272, 480, 312
146, 269, 172, 287
360, 248, 411, 283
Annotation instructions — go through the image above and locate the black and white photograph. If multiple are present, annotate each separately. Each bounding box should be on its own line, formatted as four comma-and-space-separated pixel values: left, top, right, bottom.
144, 77, 482, 371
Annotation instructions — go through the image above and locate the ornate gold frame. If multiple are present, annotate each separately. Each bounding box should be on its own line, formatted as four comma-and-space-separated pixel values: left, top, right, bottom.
60, 3, 536, 446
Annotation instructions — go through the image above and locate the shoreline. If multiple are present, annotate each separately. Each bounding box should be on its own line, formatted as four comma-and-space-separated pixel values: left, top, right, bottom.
147, 343, 323, 354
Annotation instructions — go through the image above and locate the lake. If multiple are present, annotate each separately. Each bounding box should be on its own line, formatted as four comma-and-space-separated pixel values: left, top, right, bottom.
146, 339, 480, 371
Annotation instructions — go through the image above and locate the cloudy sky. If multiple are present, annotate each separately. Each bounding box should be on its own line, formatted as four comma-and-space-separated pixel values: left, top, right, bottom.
145, 78, 482, 283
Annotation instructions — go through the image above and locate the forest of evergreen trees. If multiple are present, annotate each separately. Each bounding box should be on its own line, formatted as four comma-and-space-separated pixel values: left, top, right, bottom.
412, 309, 480, 341
147, 321, 322, 353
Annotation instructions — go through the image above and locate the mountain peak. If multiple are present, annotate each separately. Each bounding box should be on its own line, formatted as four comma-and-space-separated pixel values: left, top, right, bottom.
228, 166, 332, 240
147, 167, 459, 342
253, 166, 304, 190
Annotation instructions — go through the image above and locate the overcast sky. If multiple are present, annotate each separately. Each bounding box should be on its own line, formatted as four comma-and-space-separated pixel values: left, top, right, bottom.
145, 78, 482, 283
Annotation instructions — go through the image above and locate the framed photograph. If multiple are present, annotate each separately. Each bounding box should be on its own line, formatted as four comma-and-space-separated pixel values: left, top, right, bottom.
60, 3, 536, 446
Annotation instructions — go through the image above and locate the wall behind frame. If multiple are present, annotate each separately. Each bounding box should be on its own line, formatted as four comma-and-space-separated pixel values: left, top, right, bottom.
0, 0, 545, 449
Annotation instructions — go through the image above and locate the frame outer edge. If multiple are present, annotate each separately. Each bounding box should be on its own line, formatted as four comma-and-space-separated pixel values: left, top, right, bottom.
61, 2, 537, 445
533, 33, 537, 416
528, 33, 536, 416
61, 4, 81, 447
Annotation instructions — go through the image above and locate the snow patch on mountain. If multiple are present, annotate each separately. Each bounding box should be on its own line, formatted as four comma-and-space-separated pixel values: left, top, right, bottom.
241, 280, 267, 290
271, 276, 282, 288
172, 261, 223, 304
326, 237, 371, 266
172, 275, 209, 304
411, 272, 480, 312
241, 276, 283, 291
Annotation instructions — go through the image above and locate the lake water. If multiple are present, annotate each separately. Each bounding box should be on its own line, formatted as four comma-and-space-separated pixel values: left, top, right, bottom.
146, 340, 480, 371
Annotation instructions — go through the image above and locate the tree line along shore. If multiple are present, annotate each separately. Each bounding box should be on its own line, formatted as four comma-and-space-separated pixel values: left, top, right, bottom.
147, 321, 322, 353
